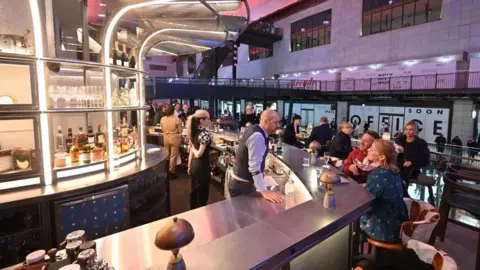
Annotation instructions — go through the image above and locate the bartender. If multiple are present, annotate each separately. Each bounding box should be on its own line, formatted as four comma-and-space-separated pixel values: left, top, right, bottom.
239, 104, 259, 127
229, 109, 283, 203
284, 114, 303, 148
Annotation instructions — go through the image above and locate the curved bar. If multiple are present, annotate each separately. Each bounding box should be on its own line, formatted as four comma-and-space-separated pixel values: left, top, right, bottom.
0, 144, 168, 208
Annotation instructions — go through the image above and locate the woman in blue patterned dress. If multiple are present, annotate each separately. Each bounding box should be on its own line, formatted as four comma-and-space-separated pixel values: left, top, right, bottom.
361, 139, 409, 243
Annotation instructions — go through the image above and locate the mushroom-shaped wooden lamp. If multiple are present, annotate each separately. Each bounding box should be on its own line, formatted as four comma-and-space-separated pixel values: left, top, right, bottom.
155, 217, 195, 270
318, 167, 341, 209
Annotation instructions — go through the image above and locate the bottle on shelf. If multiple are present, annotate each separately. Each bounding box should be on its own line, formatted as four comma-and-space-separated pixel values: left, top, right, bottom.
121, 117, 128, 138
87, 126, 95, 148
54, 145, 67, 168
129, 48, 136, 68
70, 138, 80, 165
82, 144, 91, 164
121, 43, 128, 67
66, 128, 73, 153
95, 124, 105, 148
77, 127, 86, 149
56, 126, 64, 150
121, 138, 129, 153
112, 41, 119, 65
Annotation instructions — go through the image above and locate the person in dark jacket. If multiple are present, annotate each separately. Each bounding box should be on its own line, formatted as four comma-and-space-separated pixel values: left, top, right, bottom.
395, 121, 430, 197
284, 115, 303, 148
307, 116, 333, 155
451, 136, 463, 162
363, 122, 370, 133
434, 133, 446, 153
239, 104, 259, 127
330, 120, 337, 134
467, 136, 477, 161
329, 121, 353, 160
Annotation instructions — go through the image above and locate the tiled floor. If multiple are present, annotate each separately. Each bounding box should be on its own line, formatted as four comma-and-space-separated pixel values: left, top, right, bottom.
170, 167, 477, 269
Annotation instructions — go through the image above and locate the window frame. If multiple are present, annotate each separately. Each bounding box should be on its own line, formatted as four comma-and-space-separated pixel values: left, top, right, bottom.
290, 9, 332, 52
361, 0, 442, 37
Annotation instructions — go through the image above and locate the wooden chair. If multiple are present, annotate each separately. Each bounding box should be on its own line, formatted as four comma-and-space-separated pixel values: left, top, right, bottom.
401, 198, 440, 246
437, 171, 480, 270
363, 198, 439, 255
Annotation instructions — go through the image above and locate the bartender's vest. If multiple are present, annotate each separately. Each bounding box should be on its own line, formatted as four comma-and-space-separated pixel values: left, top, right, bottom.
233, 125, 269, 182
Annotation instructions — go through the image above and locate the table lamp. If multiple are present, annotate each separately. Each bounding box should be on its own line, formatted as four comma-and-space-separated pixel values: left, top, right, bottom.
318, 168, 341, 209
155, 217, 195, 270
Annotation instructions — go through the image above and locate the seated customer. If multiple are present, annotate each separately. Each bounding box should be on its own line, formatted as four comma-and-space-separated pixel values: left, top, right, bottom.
343, 131, 380, 184
361, 139, 409, 243
283, 115, 303, 148
329, 121, 353, 160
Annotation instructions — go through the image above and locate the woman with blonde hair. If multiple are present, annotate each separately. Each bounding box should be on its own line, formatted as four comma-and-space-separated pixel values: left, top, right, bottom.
187, 110, 212, 209
361, 139, 409, 243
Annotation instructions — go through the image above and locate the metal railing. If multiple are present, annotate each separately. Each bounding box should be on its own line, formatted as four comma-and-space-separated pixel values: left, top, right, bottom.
147, 71, 480, 92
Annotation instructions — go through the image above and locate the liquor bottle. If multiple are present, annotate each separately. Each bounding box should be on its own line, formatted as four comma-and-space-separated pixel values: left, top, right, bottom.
56, 126, 64, 150
121, 138, 129, 153
112, 41, 119, 65
66, 128, 73, 153
95, 124, 105, 148
121, 117, 128, 138
121, 43, 128, 67
129, 48, 136, 68
54, 145, 67, 168
70, 138, 80, 165
77, 127, 86, 149
82, 145, 91, 164
87, 126, 95, 148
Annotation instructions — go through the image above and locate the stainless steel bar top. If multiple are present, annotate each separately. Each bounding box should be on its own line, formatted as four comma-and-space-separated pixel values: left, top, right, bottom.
0, 144, 168, 208
93, 136, 374, 270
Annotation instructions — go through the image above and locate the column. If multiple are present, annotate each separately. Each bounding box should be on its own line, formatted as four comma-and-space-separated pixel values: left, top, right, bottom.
451, 100, 474, 143
336, 101, 348, 124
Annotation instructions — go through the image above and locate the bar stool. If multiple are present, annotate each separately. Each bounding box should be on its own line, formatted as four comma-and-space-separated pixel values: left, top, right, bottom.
408, 173, 437, 207
437, 172, 480, 270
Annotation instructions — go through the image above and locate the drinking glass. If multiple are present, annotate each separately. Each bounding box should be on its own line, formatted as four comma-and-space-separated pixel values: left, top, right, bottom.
323, 152, 331, 164
302, 157, 310, 167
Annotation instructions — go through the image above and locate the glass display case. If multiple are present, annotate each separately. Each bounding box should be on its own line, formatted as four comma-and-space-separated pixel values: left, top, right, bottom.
0, 55, 147, 190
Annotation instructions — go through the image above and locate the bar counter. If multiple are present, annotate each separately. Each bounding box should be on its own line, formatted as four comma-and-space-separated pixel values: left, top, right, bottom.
93, 134, 375, 270
0, 145, 168, 208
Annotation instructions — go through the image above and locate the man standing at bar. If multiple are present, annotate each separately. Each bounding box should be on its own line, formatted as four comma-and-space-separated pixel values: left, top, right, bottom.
229, 109, 283, 203
283, 114, 303, 148
174, 103, 182, 118
239, 104, 259, 127
307, 116, 333, 155
178, 103, 191, 123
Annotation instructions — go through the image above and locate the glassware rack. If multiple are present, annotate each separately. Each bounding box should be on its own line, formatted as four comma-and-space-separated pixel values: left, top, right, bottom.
0, 53, 148, 191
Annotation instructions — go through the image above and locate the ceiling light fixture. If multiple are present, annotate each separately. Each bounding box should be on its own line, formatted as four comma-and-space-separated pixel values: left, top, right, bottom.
369, 64, 381, 69
438, 56, 454, 63
347, 67, 357, 71
404, 60, 418, 66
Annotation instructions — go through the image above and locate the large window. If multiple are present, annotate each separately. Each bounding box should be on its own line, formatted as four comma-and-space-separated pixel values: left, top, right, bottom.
291, 9, 332, 52
248, 45, 273, 61
362, 0, 442, 36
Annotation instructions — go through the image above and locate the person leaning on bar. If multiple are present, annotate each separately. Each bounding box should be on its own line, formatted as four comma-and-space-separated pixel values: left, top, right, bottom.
229, 109, 283, 203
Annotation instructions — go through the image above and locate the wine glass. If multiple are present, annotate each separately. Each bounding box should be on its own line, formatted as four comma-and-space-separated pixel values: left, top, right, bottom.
323, 151, 331, 164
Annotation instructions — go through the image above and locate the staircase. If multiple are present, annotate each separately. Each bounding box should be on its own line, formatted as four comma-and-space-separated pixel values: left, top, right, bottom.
192, 45, 232, 79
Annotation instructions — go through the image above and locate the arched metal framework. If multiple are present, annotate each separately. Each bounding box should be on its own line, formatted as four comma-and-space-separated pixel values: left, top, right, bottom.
103, 0, 250, 170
